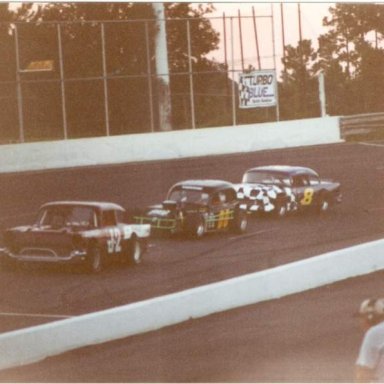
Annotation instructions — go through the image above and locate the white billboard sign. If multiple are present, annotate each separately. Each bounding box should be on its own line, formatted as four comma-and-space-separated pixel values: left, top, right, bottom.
238, 70, 277, 109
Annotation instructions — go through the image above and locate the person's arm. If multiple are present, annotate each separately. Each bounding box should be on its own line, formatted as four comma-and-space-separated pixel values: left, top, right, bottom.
355, 364, 375, 383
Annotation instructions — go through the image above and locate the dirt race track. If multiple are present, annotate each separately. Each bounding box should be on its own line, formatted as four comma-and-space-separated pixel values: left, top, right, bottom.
0, 141, 383, 382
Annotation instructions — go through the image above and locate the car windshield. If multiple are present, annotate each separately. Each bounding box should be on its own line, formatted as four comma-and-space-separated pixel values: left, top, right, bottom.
37, 206, 97, 229
243, 171, 290, 186
168, 188, 209, 205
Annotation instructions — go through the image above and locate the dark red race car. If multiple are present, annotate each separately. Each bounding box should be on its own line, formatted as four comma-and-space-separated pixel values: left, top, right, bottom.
0, 201, 151, 273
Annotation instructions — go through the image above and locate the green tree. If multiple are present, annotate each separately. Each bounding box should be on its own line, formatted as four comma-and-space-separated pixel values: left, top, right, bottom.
280, 39, 318, 120
318, 3, 384, 115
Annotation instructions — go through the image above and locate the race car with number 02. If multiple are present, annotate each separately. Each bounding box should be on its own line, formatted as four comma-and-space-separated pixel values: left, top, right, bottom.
0, 201, 151, 273
235, 165, 342, 216
134, 180, 248, 238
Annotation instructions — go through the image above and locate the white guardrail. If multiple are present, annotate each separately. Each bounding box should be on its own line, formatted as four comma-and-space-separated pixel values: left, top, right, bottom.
0, 116, 341, 173
1, 237, 384, 370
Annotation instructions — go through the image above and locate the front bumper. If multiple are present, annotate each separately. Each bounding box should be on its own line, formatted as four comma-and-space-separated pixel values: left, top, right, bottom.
134, 216, 178, 232
0, 247, 87, 264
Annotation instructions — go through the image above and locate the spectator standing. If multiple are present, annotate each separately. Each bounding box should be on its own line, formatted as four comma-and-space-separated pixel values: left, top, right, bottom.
355, 298, 384, 382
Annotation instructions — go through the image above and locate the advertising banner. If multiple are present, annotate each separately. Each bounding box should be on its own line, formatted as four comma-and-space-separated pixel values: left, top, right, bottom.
239, 70, 277, 109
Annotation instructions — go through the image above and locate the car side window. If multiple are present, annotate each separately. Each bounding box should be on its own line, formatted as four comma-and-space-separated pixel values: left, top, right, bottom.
115, 210, 124, 224
225, 188, 237, 203
292, 175, 309, 187
102, 210, 117, 226
292, 176, 302, 187
279, 177, 291, 186
309, 175, 320, 185
88, 211, 98, 228
211, 192, 222, 205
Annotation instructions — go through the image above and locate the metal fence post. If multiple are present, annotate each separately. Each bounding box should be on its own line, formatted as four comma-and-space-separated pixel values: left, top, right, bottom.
271, 4, 280, 122
57, 24, 68, 139
101, 23, 110, 136
145, 21, 155, 132
14, 25, 24, 143
187, 19, 196, 129
230, 17, 237, 126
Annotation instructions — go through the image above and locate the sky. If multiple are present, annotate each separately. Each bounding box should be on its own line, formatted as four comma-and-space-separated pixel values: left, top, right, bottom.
200, 2, 334, 75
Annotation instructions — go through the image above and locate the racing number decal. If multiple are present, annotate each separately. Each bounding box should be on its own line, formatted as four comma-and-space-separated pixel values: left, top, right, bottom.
107, 228, 122, 253
300, 188, 314, 206
217, 209, 231, 229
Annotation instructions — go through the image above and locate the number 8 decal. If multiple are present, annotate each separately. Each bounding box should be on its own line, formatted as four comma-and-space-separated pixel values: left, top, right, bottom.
300, 188, 314, 206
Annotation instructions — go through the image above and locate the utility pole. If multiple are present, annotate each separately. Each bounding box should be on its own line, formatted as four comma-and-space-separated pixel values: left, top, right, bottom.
298, 3, 307, 117
153, 2, 172, 131
271, 4, 279, 122
318, 71, 327, 117
280, 3, 287, 76
252, 7, 261, 70
238, 9, 244, 72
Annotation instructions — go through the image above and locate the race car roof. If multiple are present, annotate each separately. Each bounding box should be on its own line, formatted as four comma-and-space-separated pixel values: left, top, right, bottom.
169, 179, 235, 193
40, 201, 125, 212
245, 165, 318, 177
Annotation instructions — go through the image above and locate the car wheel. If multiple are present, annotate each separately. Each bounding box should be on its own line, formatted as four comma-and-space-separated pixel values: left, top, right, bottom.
186, 215, 205, 239
128, 237, 142, 265
231, 209, 248, 234
86, 245, 103, 273
194, 220, 205, 238
317, 194, 329, 213
274, 200, 288, 218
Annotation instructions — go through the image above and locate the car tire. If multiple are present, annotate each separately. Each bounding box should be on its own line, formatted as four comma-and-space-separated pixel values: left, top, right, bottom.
274, 199, 288, 218
317, 193, 329, 214
127, 237, 143, 265
231, 209, 248, 234
86, 244, 103, 273
186, 215, 205, 239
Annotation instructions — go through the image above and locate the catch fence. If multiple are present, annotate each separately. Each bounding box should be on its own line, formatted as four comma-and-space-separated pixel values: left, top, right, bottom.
0, 14, 324, 144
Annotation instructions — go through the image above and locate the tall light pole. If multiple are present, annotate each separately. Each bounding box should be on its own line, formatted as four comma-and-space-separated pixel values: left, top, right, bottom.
153, 2, 172, 131
280, 3, 286, 76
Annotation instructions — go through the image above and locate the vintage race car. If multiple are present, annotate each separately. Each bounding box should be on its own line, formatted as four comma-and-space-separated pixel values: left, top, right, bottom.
235, 165, 342, 216
0, 201, 151, 273
134, 180, 247, 238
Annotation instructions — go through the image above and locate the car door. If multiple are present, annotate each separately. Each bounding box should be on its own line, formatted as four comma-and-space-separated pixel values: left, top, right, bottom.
308, 173, 325, 207
101, 210, 123, 256
209, 189, 234, 231
291, 174, 315, 208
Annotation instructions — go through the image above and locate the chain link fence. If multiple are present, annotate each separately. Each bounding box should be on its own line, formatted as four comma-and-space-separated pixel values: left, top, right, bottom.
0, 16, 325, 144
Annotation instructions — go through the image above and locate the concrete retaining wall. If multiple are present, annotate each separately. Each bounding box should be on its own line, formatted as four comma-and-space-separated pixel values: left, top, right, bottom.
0, 117, 341, 173
0, 237, 383, 371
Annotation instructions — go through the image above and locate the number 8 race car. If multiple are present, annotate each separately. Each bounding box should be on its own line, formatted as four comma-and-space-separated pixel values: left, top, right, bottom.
134, 180, 248, 238
235, 165, 342, 216
0, 201, 151, 273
